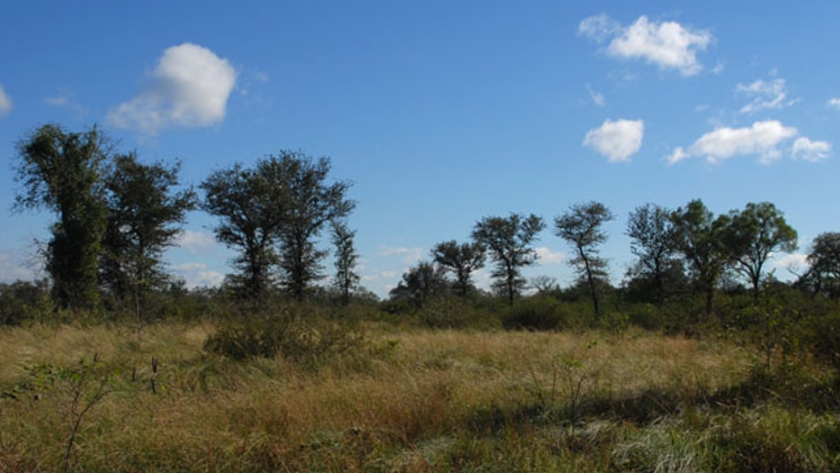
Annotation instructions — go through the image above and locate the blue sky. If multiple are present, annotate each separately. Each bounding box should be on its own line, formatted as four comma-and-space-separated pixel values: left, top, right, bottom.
1, 1, 838, 297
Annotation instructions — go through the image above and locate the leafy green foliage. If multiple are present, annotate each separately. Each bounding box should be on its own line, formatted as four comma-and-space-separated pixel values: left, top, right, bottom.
555, 201, 614, 319
14, 124, 110, 311
431, 240, 486, 297
721, 202, 798, 303
330, 220, 360, 305
101, 153, 196, 329
472, 213, 545, 306
389, 262, 449, 308
201, 152, 354, 302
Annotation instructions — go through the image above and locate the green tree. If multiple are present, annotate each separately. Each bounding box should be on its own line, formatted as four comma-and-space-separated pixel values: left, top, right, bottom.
555, 201, 614, 319
389, 261, 449, 308
720, 202, 797, 304
13, 124, 109, 311
273, 152, 355, 300
670, 199, 728, 318
101, 153, 196, 324
201, 161, 287, 301
803, 232, 840, 299
331, 220, 360, 305
472, 213, 545, 306
625, 203, 681, 306
430, 240, 486, 297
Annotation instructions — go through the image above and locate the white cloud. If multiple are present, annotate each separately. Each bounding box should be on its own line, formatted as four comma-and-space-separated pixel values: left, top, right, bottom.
827, 98, 840, 109
174, 230, 218, 253
792, 137, 831, 162
736, 78, 794, 114
585, 83, 606, 107
580, 14, 712, 76
772, 252, 809, 277
107, 43, 237, 135
535, 247, 566, 265
378, 246, 425, 265
583, 119, 644, 162
578, 14, 622, 43
0, 84, 12, 117
668, 120, 798, 165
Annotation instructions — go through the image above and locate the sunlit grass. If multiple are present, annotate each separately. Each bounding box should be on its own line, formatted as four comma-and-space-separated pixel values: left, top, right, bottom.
0, 321, 838, 471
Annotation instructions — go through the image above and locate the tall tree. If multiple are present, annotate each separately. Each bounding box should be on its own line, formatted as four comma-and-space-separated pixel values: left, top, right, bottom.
201, 161, 287, 301
721, 202, 797, 304
803, 232, 840, 299
670, 199, 728, 318
555, 201, 614, 319
472, 213, 545, 306
13, 124, 109, 311
273, 152, 355, 300
101, 153, 196, 322
331, 220, 360, 305
625, 203, 680, 306
430, 240, 486, 297
201, 152, 354, 302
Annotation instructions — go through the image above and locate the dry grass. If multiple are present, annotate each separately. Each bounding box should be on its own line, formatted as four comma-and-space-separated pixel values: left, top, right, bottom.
0, 322, 836, 472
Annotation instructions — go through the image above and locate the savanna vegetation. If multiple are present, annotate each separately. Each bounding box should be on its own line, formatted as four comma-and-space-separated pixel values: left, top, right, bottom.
3, 124, 840, 471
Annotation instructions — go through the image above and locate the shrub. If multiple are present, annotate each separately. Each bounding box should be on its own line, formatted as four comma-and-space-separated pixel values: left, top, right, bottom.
501, 296, 571, 331
203, 308, 370, 366
417, 298, 498, 329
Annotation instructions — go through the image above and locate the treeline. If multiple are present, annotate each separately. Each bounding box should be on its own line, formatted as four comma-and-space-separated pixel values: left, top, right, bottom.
3, 124, 840, 346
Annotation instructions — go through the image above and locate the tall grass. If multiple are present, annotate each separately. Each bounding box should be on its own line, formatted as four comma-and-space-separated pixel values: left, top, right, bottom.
0, 322, 838, 471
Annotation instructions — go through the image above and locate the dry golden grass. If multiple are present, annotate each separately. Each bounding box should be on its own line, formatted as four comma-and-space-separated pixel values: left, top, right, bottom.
0, 322, 830, 472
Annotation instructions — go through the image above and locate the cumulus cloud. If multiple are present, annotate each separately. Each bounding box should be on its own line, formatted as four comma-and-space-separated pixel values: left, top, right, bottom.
580, 14, 712, 76
667, 120, 800, 165
583, 119, 644, 162
174, 230, 218, 253
792, 137, 831, 162
736, 78, 794, 114
0, 84, 12, 117
828, 98, 840, 109
107, 43, 237, 134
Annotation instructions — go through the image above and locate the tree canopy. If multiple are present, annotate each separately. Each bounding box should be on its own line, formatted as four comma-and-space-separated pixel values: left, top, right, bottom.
555, 201, 614, 318
472, 213, 545, 306
13, 124, 110, 310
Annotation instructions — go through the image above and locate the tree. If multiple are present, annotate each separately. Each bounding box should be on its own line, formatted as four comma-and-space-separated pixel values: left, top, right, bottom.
273, 152, 355, 300
101, 153, 196, 324
331, 220, 360, 305
430, 240, 486, 297
670, 199, 729, 318
555, 201, 614, 319
625, 203, 681, 306
201, 152, 354, 302
201, 161, 287, 301
720, 202, 797, 304
389, 262, 449, 307
803, 232, 840, 299
13, 124, 110, 311
472, 213, 545, 306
